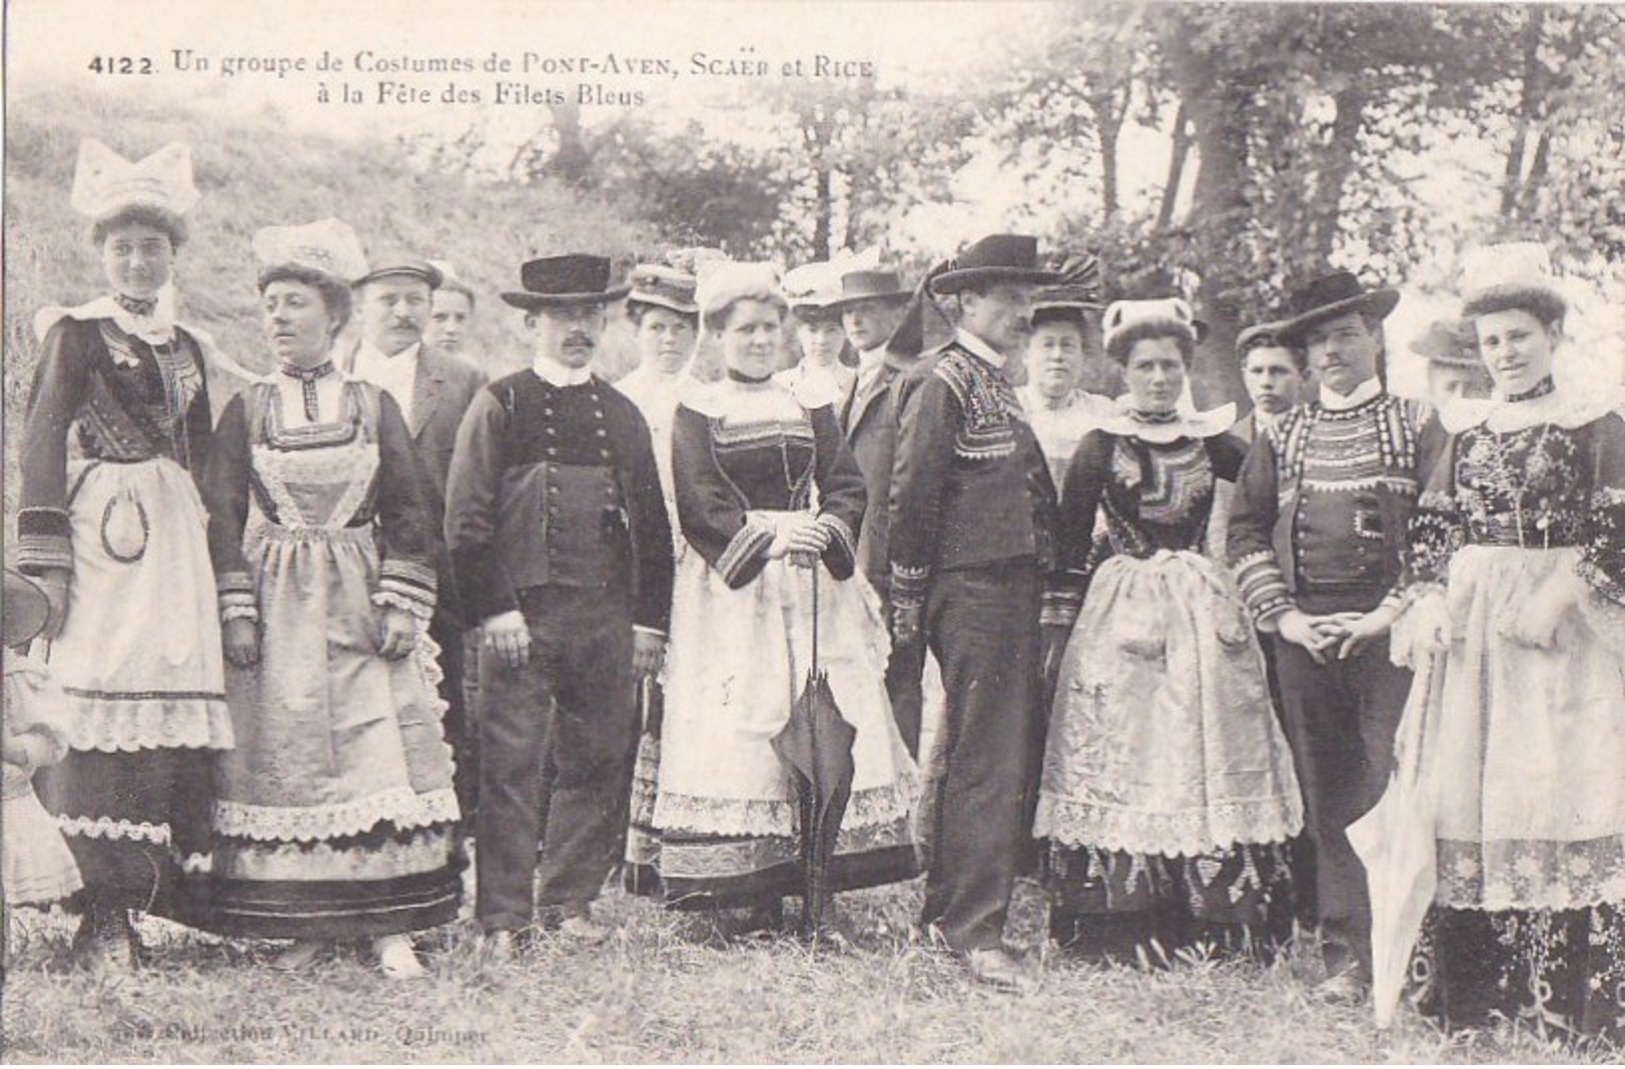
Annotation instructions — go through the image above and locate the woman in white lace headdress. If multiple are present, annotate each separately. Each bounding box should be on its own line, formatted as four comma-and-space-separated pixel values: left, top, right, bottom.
1399, 244, 1625, 1041
20, 139, 233, 972
640, 261, 917, 933
197, 219, 461, 978
1034, 297, 1302, 963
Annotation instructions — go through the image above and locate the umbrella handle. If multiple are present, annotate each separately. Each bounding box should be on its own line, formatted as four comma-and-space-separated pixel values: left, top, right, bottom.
811, 559, 819, 678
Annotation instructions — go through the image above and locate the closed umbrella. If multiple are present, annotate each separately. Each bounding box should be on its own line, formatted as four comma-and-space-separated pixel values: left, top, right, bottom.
770, 561, 856, 941
1348, 648, 1443, 1028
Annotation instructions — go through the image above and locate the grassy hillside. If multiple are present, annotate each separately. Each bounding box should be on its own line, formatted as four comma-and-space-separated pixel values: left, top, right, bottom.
3, 87, 661, 522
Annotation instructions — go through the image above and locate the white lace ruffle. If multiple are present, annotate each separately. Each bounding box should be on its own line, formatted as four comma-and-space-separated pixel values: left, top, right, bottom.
213, 786, 460, 843
58, 814, 170, 844
652, 778, 918, 838
1033, 794, 1304, 859
372, 588, 435, 621
65, 697, 235, 753
1438, 837, 1625, 912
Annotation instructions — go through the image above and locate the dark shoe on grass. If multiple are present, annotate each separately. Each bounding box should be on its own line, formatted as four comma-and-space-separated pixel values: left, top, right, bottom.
70, 910, 137, 977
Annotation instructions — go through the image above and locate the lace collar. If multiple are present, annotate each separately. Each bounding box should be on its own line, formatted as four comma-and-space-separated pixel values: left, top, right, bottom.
1090, 397, 1237, 443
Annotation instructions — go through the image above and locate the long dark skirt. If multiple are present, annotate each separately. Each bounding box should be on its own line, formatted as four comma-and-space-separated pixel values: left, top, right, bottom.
204, 822, 465, 940
1044, 840, 1295, 965
37, 747, 215, 921
1413, 904, 1625, 1044
636, 818, 918, 912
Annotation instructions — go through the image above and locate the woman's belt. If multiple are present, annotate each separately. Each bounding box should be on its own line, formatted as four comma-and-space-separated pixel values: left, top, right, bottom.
1467, 512, 1583, 549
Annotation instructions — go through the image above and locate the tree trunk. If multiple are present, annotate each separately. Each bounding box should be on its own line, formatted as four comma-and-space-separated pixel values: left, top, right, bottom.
1519, 127, 1552, 219
545, 100, 593, 185
1307, 86, 1367, 264
1500, 5, 1546, 217
1088, 93, 1123, 222
1185, 84, 1253, 405
1157, 99, 1192, 230
813, 164, 833, 261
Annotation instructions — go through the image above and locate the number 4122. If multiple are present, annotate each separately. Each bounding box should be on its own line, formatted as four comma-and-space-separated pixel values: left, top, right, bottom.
88, 57, 155, 74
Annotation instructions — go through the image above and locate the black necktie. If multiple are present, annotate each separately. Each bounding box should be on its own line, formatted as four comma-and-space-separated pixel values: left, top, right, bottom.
281, 361, 336, 422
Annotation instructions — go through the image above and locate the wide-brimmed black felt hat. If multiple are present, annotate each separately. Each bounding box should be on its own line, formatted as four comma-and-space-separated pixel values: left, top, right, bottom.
1276, 270, 1399, 345
502, 254, 631, 311
930, 234, 1062, 295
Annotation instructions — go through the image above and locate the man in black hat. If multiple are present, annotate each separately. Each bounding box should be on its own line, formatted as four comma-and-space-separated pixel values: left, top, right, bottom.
445, 253, 673, 953
888, 234, 1061, 991
344, 253, 488, 823
1227, 269, 1439, 1000
834, 266, 928, 753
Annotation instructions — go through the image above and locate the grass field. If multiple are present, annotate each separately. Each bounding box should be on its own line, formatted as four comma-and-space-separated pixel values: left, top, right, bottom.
2, 877, 1612, 1064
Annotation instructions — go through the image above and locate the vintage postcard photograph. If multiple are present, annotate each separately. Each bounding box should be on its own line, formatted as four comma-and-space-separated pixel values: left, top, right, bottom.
3, 0, 1624, 1062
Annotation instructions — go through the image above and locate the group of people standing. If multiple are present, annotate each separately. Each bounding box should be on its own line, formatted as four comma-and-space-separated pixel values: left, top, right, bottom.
6, 136, 1625, 1046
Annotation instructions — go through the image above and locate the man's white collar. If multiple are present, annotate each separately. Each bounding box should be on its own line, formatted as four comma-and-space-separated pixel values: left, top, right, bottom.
533, 353, 592, 386
955, 328, 1006, 369
1319, 376, 1382, 411
359, 339, 421, 364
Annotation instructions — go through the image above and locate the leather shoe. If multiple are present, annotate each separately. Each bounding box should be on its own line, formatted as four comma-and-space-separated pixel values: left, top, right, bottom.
966, 946, 1036, 993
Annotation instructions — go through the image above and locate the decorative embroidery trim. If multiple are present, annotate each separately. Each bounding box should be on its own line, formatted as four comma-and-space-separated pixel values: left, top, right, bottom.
113, 293, 158, 317
178, 852, 213, 874
816, 513, 856, 568
1232, 550, 1292, 624
1437, 836, 1625, 912
63, 686, 224, 701
248, 435, 379, 532
1506, 376, 1557, 404
711, 418, 816, 449
213, 787, 460, 843
99, 493, 151, 563
58, 815, 170, 844
716, 521, 775, 585
280, 360, 336, 422
1041, 587, 1083, 629
890, 562, 929, 610
1033, 794, 1304, 858
380, 558, 437, 597
373, 589, 434, 621
63, 695, 234, 753
933, 349, 1021, 460
653, 778, 919, 838
253, 380, 373, 452
17, 532, 74, 573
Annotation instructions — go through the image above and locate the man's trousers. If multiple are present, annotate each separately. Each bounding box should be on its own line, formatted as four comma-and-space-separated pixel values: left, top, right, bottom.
1272, 632, 1412, 976
475, 586, 637, 932
918, 561, 1044, 953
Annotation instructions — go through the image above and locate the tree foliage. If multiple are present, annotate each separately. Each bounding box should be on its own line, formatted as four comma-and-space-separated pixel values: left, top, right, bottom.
403, 4, 1621, 399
